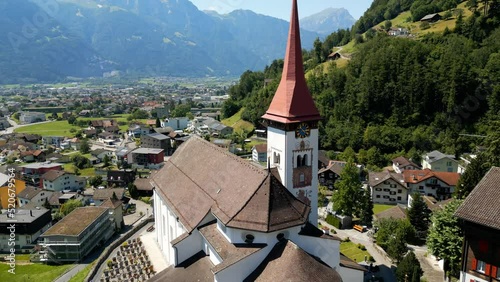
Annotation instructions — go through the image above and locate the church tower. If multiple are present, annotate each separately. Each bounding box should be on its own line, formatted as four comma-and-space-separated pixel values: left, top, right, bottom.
262, 0, 322, 224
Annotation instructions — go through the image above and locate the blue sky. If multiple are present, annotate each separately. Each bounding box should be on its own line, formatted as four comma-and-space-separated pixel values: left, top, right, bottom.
189, 0, 373, 20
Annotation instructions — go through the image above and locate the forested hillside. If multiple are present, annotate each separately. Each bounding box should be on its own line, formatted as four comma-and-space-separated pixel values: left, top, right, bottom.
222, 0, 500, 169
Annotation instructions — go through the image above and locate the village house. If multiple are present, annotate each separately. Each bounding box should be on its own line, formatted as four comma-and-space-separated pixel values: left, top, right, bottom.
17, 186, 53, 208
20, 162, 63, 186
369, 171, 408, 205
455, 167, 500, 282
388, 27, 409, 36
403, 169, 460, 201
41, 170, 85, 192
420, 13, 442, 22
141, 133, 172, 155
162, 117, 189, 131
0, 208, 52, 253
100, 198, 124, 231
133, 178, 154, 197
150, 2, 365, 281
252, 143, 267, 163
127, 148, 164, 168
392, 156, 421, 173
92, 188, 126, 206
107, 169, 136, 187
422, 150, 460, 173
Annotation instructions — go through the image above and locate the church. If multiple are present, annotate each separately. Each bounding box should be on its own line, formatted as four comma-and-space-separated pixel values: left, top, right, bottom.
150, 1, 365, 281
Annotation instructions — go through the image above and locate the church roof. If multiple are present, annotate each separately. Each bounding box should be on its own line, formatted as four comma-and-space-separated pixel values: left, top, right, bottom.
152, 136, 310, 233
227, 173, 310, 232
262, 0, 321, 124
244, 240, 343, 282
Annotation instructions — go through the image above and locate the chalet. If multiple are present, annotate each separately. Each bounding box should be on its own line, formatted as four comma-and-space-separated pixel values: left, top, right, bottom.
374, 205, 407, 221
92, 188, 125, 206
455, 167, 500, 282
133, 178, 154, 197
392, 156, 420, 173
327, 52, 341, 61
403, 169, 460, 201
369, 171, 408, 205
318, 161, 345, 189
41, 170, 85, 192
79, 110, 91, 117
107, 169, 136, 187
420, 13, 442, 22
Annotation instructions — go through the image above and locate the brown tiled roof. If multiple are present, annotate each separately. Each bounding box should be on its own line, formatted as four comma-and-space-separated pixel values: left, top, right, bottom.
369, 171, 406, 188
134, 178, 153, 191
244, 240, 343, 282
93, 188, 125, 200
148, 251, 213, 282
252, 143, 267, 153
152, 136, 284, 232
392, 156, 420, 169
455, 167, 500, 230
226, 173, 310, 232
48, 191, 63, 206
261, 0, 321, 124
198, 221, 267, 273
41, 170, 66, 181
17, 186, 43, 200
340, 254, 368, 271
403, 169, 460, 186
100, 198, 122, 209
42, 207, 108, 236
318, 160, 346, 176
374, 206, 407, 221
318, 150, 330, 167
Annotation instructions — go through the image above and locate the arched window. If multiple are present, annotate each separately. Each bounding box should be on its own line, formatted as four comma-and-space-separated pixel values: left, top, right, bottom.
299, 173, 305, 184
302, 154, 308, 167
297, 155, 302, 167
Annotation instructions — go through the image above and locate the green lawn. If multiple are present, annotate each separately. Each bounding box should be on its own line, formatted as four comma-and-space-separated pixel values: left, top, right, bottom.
340, 241, 372, 263
14, 121, 79, 137
221, 108, 255, 134
63, 164, 95, 177
373, 204, 395, 215
68, 262, 95, 282
0, 263, 74, 282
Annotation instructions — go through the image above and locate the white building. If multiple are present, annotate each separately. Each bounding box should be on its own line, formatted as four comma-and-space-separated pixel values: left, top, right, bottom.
41, 170, 86, 192
150, 1, 365, 281
422, 150, 459, 173
20, 112, 46, 124
403, 169, 460, 201
369, 171, 408, 205
162, 117, 189, 131
17, 186, 53, 207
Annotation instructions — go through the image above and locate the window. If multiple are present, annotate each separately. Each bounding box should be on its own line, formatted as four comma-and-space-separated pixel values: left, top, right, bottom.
429, 179, 438, 184
376, 195, 380, 198
419, 186, 424, 190
390, 184, 396, 188
398, 189, 402, 194
299, 173, 305, 184
496, 266, 500, 279
26, 236, 31, 244
476, 260, 486, 273
375, 188, 382, 191
383, 195, 389, 199
446, 161, 452, 166
397, 196, 402, 201
390, 191, 396, 195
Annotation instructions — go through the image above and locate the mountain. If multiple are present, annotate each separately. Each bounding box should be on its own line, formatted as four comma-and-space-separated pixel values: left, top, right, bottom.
0, 0, 322, 83
300, 8, 355, 35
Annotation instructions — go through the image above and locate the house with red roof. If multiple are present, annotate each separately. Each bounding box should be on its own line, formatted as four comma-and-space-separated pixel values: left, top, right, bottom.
403, 169, 460, 201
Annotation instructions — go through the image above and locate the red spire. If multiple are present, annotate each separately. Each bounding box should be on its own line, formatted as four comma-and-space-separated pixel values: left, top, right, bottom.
262, 0, 321, 124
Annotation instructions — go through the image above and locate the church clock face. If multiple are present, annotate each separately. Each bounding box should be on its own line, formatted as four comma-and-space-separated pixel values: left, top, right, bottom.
295, 123, 310, 139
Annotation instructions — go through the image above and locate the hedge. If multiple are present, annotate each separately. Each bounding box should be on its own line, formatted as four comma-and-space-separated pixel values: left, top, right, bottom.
326, 214, 342, 229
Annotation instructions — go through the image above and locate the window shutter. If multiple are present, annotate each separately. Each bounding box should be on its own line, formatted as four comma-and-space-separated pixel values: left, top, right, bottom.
492, 266, 498, 278
472, 258, 477, 270
485, 264, 491, 276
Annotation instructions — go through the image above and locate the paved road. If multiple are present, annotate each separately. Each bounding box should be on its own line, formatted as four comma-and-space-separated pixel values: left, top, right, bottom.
0, 116, 54, 135
409, 244, 445, 282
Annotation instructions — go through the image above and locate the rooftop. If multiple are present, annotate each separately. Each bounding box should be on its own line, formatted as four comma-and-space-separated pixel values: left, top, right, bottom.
0, 208, 49, 223
403, 169, 460, 186
20, 162, 63, 169
148, 251, 212, 282
41, 170, 67, 181
42, 207, 108, 236
455, 167, 500, 231
369, 171, 406, 188
424, 150, 455, 163
132, 148, 164, 154
145, 133, 170, 141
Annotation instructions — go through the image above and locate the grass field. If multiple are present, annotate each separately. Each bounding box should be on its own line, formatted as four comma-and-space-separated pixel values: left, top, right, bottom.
340, 241, 372, 263
14, 121, 80, 137
373, 204, 395, 215
63, 164, 95, 177
221, 108, 255, 134
0, 263, 74, 282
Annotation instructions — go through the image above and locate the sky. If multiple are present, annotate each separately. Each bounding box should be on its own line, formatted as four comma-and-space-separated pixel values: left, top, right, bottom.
188, 0, 373, 20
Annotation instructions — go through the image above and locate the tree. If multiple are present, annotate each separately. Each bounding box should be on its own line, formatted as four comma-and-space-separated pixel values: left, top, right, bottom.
384, 20, 392, 31
103, 155, 111, 168
332, 159, 361, 216
79, 139, 90, 154
407, 193, 431, 239
89, 176, 103, 188
359, 188, 374, 225
387, 232, 408, 263
60, 199, 83, 216
427, 199, 464, 278
72, 154, 91, 169
221, 99, 241, 119
128, 183, 139, 199
455, 153, 489, 199
155, 117, 161, 128
396, 251, 423, 282
67, 115, 77, 125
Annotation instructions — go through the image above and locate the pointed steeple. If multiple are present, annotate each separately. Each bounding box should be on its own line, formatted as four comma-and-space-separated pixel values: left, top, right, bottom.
262, 0, 321, 124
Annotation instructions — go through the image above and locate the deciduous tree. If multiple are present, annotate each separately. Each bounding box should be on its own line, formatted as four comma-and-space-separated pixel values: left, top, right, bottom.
332, 159, 360, 216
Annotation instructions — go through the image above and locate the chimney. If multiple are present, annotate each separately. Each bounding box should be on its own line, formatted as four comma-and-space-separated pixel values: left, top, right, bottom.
30, 210, 33, 217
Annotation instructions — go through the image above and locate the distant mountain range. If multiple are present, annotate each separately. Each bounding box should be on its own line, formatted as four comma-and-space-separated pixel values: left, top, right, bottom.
0, 0, 353, 84
300, 8, 356, 35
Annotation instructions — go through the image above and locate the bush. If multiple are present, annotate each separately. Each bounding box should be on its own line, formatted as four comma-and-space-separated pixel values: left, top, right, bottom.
107, 260, 113, 268
326, 214, 342, 229
420, 21, 431, 30
357, 243, 367, 251
330, 229, 337, 234
368, 255, 375, 262
343, 237, 351, 242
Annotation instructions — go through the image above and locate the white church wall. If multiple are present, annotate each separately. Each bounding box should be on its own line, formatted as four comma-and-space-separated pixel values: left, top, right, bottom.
222, 223, 302, 245
337, 266, 364, 282
205, 240, 222, 265
297, 235, 340, 269
214, 246, 271, 282
174, 229, 203, 265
